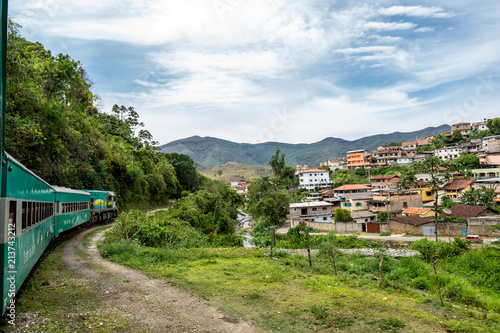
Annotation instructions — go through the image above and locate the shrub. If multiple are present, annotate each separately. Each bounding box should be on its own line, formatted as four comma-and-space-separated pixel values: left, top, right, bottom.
410, 237, 470, 262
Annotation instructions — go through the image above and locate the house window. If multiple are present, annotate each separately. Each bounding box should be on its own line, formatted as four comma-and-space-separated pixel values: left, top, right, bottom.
323, 217, 328, 221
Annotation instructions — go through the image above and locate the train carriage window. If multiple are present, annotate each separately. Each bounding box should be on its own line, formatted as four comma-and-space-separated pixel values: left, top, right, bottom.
22, 202, 27, 230
27, 202, 32, 227
9, 201, 17, 236
37, 202, 41, 223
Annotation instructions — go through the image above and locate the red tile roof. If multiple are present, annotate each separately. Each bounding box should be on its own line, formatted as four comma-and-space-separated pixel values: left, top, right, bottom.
440, 179, 474, 191
443, 205, 492, 218
333, 184, 372, 191
403, 207, 431, 215
390, 216, 433, 226
371, 175, 400, 180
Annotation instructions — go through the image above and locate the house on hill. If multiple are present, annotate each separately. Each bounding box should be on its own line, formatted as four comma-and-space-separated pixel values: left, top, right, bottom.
346, 150, 371, 169
298, 168, 333, 191
442, 205, 497, 219
332, 184, 371, 197
389, 216, 435, 235
438, 179, 474, 203
451, 122, 472, 136
371, 175, 400, 189
402, 207, 436, 218
289, 201, 335, 231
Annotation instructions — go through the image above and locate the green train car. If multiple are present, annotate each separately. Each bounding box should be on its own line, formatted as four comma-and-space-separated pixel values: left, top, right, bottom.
83, 190, 118, 223
1, 153, 56, 316
53, 187, 91, 237
0, 0, 117, 317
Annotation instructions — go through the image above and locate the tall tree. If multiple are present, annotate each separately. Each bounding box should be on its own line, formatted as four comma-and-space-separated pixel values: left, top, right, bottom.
399, 157, 469, 241
269, 147, 286, 179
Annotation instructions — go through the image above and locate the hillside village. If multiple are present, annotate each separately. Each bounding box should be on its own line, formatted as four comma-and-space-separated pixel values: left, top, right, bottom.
291, 120, 500, 238
233, 119, 500, 239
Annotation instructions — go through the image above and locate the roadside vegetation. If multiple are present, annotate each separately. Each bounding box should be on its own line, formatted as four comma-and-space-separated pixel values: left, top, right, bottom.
99, 230, 500, 332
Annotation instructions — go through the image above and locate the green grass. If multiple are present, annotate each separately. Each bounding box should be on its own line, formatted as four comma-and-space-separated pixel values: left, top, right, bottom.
82, 226, 112, 248
98, 240, 500, 333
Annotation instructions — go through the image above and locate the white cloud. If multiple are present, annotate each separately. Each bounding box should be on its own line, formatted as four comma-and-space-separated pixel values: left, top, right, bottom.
415, 27, 435, 33
364, 21, 417, 31
10, 0, 500, 145
379, 5, 457, 18
336, 46, 397, 54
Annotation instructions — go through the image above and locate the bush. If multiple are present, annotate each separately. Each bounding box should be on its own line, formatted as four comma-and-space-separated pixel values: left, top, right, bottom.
410, 237, 470, 262
108, 210, 207, 249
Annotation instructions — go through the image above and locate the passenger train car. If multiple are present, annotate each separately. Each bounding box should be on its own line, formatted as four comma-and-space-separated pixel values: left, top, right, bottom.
0, 0, 118, 316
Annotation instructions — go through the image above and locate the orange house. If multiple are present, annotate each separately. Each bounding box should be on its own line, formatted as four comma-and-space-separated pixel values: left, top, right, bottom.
346, 150, 371, 169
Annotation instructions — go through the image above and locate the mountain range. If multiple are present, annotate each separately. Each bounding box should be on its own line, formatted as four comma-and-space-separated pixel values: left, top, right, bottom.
160, 124, 450, 167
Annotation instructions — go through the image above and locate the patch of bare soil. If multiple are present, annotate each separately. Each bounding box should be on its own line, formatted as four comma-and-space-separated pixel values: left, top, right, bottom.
61, 226, 258, 333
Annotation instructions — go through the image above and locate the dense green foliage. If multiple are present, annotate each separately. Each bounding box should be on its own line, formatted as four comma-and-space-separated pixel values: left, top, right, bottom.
330, 169, 369, 187
7, 21, 181, 208
107, 210, 207, 249
164, 152, 203, 195
461, 185, 498, 207
108, 179, 244, 248
334, 207, 353, 222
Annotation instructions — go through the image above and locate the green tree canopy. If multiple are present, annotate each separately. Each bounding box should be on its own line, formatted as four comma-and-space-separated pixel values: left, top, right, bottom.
334, 207, 353, 222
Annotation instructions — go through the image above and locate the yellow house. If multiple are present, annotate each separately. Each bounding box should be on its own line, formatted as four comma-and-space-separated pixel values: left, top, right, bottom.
340, 194, 372, 212
438, 179, 475, 202
415, 181, 435, 203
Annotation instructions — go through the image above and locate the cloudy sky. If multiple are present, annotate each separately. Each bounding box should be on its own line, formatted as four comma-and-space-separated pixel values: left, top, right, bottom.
10, 0, 500, 145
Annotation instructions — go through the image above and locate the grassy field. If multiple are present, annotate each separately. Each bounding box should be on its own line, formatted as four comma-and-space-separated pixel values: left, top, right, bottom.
198, 162, 272, 182
98, 240, 500, 333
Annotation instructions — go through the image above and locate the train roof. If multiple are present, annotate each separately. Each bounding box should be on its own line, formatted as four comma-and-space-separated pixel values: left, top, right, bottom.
83, 190, 116, 196
4, 151, 53, 187
52, 186, 91, 196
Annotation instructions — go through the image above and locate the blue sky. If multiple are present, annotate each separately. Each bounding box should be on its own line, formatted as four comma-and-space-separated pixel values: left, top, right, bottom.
10, 0, 500, 145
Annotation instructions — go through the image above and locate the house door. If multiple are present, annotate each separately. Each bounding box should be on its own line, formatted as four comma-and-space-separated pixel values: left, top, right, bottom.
367, 223, 380, 233
362, 223, 366, 232
461, 227, 467, 237
422, 226, 435, 236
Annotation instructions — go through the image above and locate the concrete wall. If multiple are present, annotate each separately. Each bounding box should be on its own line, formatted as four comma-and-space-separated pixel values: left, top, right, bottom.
468, 217, 500, 236
335, 222, 363, 233
290, 219, 336, 232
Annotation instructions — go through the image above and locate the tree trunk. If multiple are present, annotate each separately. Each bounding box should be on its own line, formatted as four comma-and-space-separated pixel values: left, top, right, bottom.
427, 243, 444, 305
434, 189, 439, 242
379, 252, 384, 288
307, 227, 312, 267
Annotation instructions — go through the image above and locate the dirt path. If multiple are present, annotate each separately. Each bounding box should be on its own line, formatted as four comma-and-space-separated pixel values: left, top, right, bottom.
61, 226, 258, 333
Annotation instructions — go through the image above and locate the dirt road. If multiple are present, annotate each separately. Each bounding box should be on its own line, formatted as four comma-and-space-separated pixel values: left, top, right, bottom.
10, 226, 258, 333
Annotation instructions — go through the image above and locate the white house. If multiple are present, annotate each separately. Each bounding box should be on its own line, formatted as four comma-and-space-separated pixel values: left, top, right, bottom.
298, 168, 333, 190
434, 146, 464, 161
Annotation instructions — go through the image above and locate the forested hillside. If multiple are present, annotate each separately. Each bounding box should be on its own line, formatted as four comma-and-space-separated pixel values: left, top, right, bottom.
6, 21, 179, 208
160, 124, 450, 167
